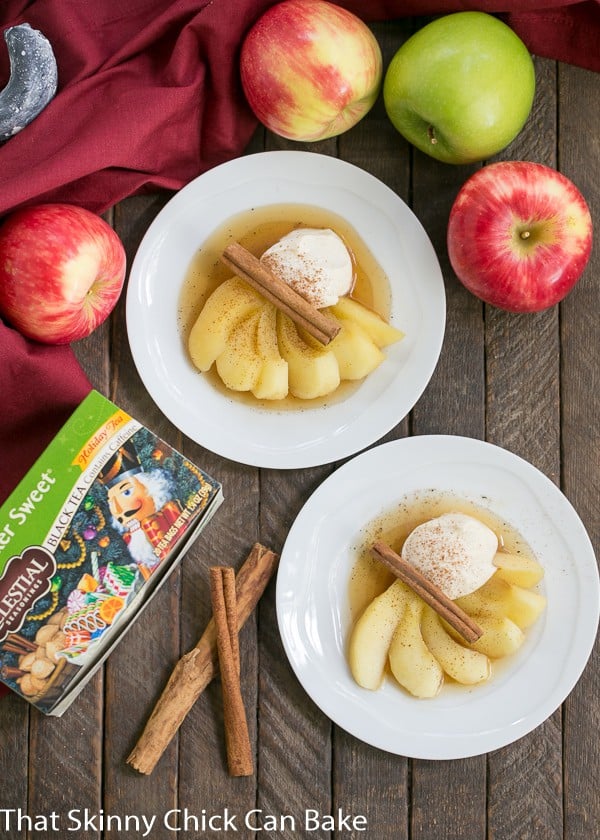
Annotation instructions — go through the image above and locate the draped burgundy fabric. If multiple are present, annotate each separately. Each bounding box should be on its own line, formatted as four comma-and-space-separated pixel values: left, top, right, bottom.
0, 320, 91, 697
0, 1, 598, 701
0, 322, 91, 506
0, 1, 598, 218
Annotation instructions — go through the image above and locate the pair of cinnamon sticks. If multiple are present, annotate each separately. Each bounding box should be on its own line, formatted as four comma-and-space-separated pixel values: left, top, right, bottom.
127, 542, 278, 776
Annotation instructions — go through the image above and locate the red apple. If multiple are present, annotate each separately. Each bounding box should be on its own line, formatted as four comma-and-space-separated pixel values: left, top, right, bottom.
240, 0, 382, 142
447, 162, 592, 312
0, 204, 126, 344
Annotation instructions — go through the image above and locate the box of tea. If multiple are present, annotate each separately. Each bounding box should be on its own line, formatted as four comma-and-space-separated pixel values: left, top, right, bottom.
0, 390, 223, 715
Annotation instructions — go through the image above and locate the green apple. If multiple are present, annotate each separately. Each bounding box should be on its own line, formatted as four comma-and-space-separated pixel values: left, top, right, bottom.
383, 12, 535, 164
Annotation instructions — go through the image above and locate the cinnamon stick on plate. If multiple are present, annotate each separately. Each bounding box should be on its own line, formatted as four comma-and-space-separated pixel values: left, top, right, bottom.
221, 241, 341, 346
210, 566, 253, 777
371, 540, 483, 644
127, 543, 278, 775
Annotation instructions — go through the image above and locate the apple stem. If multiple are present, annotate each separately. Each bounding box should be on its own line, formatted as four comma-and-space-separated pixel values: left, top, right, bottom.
427, 125, 438, 145
520, 230, 531, 240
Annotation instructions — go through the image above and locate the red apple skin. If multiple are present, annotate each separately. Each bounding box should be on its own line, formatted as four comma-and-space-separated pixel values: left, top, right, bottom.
240, 0, 382, 142
0, 204, 126, 344
447, 162, 593, 313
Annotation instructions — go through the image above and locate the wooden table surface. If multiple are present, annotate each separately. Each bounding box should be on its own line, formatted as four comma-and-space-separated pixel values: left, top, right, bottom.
1, 20, 598, 840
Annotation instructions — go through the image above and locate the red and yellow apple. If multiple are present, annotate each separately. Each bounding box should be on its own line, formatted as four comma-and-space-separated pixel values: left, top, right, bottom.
383, 12, 535, 164
447, 162, 593, 312
0, 203, 126, 344
240, 0, 382, 142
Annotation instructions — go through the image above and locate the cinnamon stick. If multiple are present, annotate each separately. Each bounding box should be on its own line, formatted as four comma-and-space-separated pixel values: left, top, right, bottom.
1, 642, 30, 655
221, 566, 240, 676
210, 566, 253, 777
5, 633, 36, 652
221, 241, 341, 346
371, 540, 483, 644
1, 665, 25, 680
127, 543, 278, 775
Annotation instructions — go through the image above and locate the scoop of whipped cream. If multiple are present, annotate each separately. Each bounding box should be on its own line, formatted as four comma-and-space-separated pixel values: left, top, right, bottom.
260, 227, 354, 308
401, 512, 498, 600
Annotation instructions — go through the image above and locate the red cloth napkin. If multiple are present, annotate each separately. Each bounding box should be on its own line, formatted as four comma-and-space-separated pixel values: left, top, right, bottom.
0, 320, 91, 505
0, 320, 91, 698
0, 1, 598, 703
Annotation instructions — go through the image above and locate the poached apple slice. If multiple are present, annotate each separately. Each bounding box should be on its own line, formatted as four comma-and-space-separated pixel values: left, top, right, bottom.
215, 310, 264, 391
329, 296, 404, 348
328, 317, 385, 380
276, 311, 340, 400
253, 304, 289, 400
188, 276, 264, 371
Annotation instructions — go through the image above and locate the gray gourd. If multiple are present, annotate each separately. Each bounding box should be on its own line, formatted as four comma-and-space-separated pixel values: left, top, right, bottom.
0, 22, 58, 142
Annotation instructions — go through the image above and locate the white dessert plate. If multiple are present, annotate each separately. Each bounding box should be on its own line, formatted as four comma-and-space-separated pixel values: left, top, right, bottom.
276, 435, 599, 759
126, 151, 445, 468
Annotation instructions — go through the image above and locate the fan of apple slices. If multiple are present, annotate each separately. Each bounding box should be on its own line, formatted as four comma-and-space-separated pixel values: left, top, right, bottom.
348, 552, 546, 698
187, 277, 404, 400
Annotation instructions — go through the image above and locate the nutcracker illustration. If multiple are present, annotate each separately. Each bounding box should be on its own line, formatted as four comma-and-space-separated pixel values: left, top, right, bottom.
98, 441, 184, 573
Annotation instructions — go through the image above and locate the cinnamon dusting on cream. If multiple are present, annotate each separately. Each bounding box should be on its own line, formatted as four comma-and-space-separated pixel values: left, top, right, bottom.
260, 227, 354, 308
401, 512, 498, 600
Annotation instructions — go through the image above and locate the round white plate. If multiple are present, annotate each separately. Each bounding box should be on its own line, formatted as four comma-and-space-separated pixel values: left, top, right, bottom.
276, 435, 599, 759
126, 151, 445, 469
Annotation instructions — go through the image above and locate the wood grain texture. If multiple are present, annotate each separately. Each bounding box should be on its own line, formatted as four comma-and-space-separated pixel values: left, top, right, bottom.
412, 758, 487, 840
258, 462, 334, 836
558, 61, 600, 840
256, 577, 333, 834
27, 681, 104, 840
410, 149, 485, 441
333, 728, 409, 840
0, 693, 29, 840
488, 715, 563, 840
102, 195, 183, 838
177, 451, 260, 813
339, 21, 413, 197
486, 55, 564, 840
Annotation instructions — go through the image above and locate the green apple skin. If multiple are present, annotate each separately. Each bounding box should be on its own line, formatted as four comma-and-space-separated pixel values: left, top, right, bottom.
383, 12, 536, 164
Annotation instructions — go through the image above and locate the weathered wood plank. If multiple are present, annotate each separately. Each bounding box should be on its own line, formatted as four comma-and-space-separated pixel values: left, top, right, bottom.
100, 195, 183, 837
410, 152, 484, 440
486, 54, 563, 840
558, 60, 600, 840
411, 759, 487, 840
338, 22, 413, 199
257, 463, 334, 836
333, 730, 409, 840
488, 720, 563, 840
0, 694, 29, 840
177, 454, 260, 814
